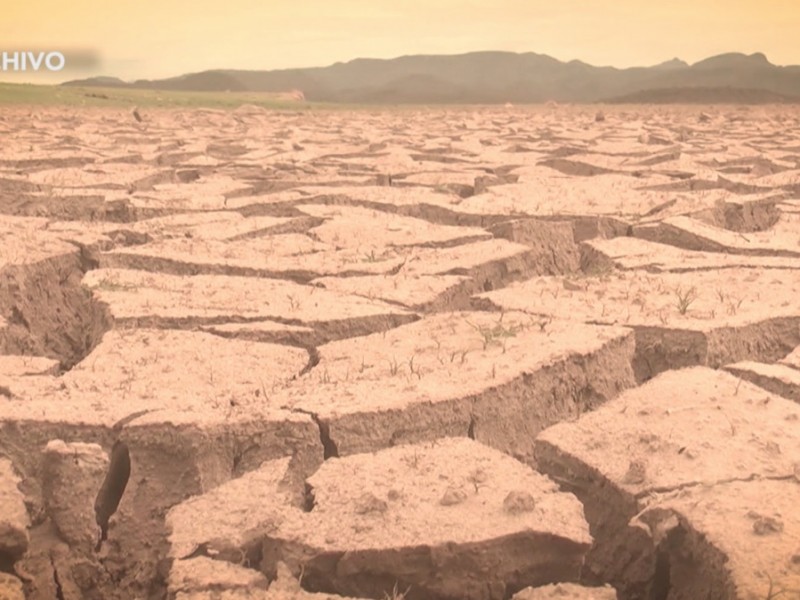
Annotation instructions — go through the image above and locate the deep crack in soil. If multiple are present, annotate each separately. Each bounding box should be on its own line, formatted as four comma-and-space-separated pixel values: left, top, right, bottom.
0, 246, 112, 371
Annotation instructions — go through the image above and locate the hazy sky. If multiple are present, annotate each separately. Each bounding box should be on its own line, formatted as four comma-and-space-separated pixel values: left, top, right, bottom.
2, 0, 799, 83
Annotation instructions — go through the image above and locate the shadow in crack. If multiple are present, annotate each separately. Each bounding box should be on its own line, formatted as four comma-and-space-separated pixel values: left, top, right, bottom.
94, 441, 131, 551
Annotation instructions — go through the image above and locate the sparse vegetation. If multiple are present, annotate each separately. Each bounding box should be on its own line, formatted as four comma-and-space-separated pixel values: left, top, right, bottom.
465, 318, 523, 350
389, 356, 400, 376
88, 277, 139, 292
674, 285, 698, 315
383, 582, 412, 600
319, 369, 332, 384
407, 354, 422, 380
362, 249, 381, 263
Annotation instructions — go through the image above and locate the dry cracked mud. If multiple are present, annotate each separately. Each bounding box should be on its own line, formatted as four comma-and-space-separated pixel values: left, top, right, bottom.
0, 103, 799, 600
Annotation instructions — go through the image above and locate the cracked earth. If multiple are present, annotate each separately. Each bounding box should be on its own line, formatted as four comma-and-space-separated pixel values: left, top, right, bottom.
0, 103, 799, 600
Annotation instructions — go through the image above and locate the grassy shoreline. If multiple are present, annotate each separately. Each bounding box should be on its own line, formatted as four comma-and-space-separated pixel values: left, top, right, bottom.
0, 82, 327, 109
0, 82, 500, 111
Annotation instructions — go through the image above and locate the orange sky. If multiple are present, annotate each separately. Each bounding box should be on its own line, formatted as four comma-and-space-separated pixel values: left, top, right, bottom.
2, 0, 799, 83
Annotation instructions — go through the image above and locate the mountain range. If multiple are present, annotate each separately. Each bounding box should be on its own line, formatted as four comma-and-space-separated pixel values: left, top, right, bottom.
62, 51, 800, 104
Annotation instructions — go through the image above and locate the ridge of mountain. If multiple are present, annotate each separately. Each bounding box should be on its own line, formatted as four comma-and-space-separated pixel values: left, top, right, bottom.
62, 51, 800, 104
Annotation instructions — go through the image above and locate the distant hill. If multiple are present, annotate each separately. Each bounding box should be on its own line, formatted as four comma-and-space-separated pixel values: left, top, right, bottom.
63, 51, 800, 104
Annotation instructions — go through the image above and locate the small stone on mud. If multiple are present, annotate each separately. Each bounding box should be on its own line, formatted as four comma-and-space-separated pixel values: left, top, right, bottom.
622, 459, 647, 484
562, 279, 586, 292
503, 491, 536, 514
354, 492, 388, 515
750, 514, 784, 536
440, 486, 468, 506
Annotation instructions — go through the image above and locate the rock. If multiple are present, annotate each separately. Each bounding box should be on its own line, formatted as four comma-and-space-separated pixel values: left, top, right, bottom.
0, 459, 29, 563
265, 561, 371, 599
375, 173, 392, 186
176, 169, 201, 183
0, 573, 25, 600
513, 582, 618, 599
41, 440, 108, 553
169, 556, 268, 596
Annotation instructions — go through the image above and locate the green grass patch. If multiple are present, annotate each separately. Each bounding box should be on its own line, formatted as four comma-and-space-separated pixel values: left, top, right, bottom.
0, 82, 535, 111
0, 82, 334, 110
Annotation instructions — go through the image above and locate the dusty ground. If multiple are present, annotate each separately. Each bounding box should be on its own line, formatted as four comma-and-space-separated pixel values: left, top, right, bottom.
0, 103, 799, 600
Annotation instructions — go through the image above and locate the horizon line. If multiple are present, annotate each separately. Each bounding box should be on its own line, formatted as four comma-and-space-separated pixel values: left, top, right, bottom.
1, 48, 793, 87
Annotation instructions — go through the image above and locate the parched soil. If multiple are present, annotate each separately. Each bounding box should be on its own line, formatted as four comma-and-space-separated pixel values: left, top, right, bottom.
0, 103, 799, 600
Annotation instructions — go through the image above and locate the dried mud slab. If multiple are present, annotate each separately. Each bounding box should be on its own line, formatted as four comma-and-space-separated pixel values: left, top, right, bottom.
83, 268, 417, 344
1, 330, 323, 600
51, 211, 296, 247
0, 224, 112, 368
0, 458, 29, 566
581, 236, 800, 273
0, 216, 95, 266
0, 355, 59, 377
168, 497, 369, 600
3, 105, 800, 600
1, 329, 322, 485
25, 164, 169, 189
99, 208, 576, 307
512, 583, 617, 600
197, 319, 317, 347
41, 440, 108, 554
167, 456, 296, 565
782, 345, 800, 370
224, 184, 504, 231
634, 214, 800, 258
634, 479, 800, 600
311, 234, 574, 310
311, 273, 473, 312
688, 193, 784, 233
99, 233, 367, 280
534, 367, 800, 598
275, 311, 635, 461
97, 227, 511, 283
296, 204, 491, 248
476, 268, 800, 382
3, 328, 309, 420
168, 439, 592, 600
467, 172, 715, 221
263, 562, 372, 599
130, 176, 254, 211
169, 556, 269, 598
723, 360, 800, 403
